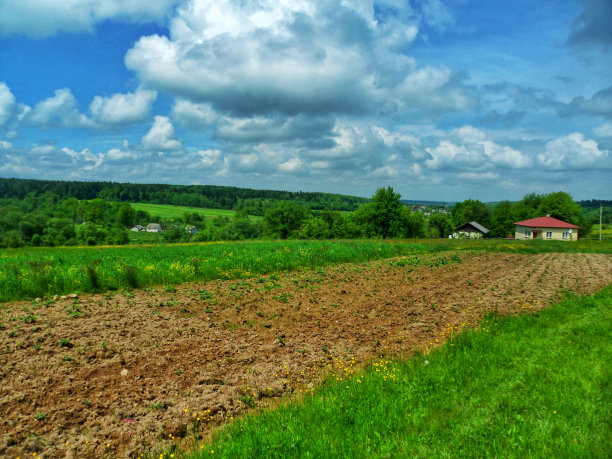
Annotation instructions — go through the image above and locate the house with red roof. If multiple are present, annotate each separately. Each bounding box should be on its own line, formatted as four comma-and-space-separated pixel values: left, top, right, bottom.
514, 216, 580, 241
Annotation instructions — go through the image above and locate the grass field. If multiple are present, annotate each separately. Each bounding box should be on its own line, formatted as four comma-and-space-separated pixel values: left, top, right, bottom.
0, 240, 434, 302
192, 285, 612, 458
1, 239, 612, 303
129, 202, 263, 221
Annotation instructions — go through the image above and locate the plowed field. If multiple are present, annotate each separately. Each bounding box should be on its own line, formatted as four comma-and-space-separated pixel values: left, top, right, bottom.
2, 251, 612, 458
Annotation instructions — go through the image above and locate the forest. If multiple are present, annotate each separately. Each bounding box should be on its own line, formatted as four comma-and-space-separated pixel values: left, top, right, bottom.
0, 178, 604, 248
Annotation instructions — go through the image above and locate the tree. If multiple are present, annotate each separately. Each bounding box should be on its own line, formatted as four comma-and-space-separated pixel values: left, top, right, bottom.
403, 209, 426, 238
451, 199, 491, 229
489, 200, 515, 238
265, 202, 308, 239
428, 213, 454, 238
369, 187, 405, 239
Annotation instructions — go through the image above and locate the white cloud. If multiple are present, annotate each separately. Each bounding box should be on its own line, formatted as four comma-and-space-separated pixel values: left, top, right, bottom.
594, 122, 612, 137
172, 99, 219, 127
425, 126, 532, 170
140, 116, 182, 150
278, 157, 303, 173
0, 0, 177, 37
0, 82, 30, 128
538, 132, 610, 169
27, 88, 92, 128
89, 88, 157, 126
198, 148, 222, 166
125, 0, 471, 118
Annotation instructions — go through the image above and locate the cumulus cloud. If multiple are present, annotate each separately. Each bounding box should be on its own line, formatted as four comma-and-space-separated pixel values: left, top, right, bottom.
27, 88, 93, 128
0, 0, 177, 37
425, 126, 532, 171
172, 99, 219, 127
125, 0, 472, 118
0, 82, 30, 129
140, 115, 182, 151
89, 88, 157, 126
538, 132, 610, 170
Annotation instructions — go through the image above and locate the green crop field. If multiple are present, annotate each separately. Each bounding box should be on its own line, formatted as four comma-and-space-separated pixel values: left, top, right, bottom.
1, 239, 611, 303
0, 240, 436, 302
129, 202, 263, 221
191, 286, 612, 458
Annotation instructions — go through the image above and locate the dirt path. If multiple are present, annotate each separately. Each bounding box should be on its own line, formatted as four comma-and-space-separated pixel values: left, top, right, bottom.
1, 251, 611, 458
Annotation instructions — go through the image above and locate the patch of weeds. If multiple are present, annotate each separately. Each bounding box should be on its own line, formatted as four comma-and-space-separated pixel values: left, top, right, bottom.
205, 307, 213, 314
81, 399, 91, 407
239, 394, 256, 407
277, 334, 286, 346
174, 368, 184, 375
222, 321, 239, 331
58, 338, 73, 348
21, 314, 37, 324
199, 289, 215, 301
148, 402, 168, 412
34, 412, 48, 421
256, 311, 264, 318
430, 303, 437, 310
62, 355, 72, 362
273, 292, 290, 303
322, 346, 329, 354
164, 285, 177, 293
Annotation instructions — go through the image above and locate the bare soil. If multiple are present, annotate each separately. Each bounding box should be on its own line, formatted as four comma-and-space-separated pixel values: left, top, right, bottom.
1, 251, 611, 458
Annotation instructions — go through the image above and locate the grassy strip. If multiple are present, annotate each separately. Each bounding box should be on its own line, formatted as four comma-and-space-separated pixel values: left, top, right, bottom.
130, 202, 264, 221
0, 240, 434, 302
1, 238, 611, 302
193, 286, 612, 458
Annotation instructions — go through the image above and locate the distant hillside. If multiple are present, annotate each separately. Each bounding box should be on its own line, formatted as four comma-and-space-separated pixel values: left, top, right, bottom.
401, 199, 454, 206
0, 178, 368, 215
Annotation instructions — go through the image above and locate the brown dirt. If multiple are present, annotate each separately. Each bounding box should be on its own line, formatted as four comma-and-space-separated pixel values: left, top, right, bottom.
1, 251, 612, 458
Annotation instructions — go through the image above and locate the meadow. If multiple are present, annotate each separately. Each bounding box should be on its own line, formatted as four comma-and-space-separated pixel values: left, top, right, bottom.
129, 202, 263, 221
193, 285, 612, 458
1, 238, 612, 303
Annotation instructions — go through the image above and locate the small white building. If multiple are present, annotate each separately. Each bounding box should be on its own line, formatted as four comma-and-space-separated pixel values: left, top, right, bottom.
146, 223, 163, 233
131, 225, 145, 232
514, 216, 579, 241
451, 221, 489, 239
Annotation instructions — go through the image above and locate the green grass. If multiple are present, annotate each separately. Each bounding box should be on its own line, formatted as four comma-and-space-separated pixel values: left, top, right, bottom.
0, 240, 434, 302
192, 285, 612, 458
1, 238, 611, 302
129, 202, 263, 221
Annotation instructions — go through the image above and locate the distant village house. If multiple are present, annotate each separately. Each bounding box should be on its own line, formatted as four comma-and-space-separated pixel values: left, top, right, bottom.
130, 224, 145, 232
451, 221, 489, 239
184, 225, 198, 234
514, 216, 579, 241
145, 223, 163, 233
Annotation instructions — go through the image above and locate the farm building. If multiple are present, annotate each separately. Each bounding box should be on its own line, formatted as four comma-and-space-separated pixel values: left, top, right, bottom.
185, 225, 198, 234
145, 223, 163, 233
514, 216, 579, 241
130, 225, 145, 232
451, 221, 489, 239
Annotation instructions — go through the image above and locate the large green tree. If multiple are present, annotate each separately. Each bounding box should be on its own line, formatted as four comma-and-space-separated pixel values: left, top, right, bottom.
369, 187, 405, 239
264, 202, 309, 239
451, 199, 491, 229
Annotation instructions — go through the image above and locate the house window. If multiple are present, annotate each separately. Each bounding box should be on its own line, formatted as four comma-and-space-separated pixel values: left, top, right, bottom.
546, 232, 552, 239
562, 232, 569, 239
524, 230, 531, 238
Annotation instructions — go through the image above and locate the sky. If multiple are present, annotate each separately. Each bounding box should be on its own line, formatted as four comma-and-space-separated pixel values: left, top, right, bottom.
0, 0, 611, 201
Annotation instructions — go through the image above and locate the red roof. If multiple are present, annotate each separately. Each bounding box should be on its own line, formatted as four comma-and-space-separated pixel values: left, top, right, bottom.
514, 216, 580, 229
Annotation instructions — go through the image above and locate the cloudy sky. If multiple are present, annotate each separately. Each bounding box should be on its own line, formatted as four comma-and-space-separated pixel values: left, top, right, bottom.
0, 0, 611, 201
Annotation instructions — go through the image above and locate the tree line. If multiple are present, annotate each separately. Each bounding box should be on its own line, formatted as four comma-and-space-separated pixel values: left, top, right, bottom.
0, 178, 367, 215
0, 181, 593, 248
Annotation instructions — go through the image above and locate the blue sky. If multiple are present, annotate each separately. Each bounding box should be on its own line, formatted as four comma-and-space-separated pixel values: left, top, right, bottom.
0, 0, 610, 201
